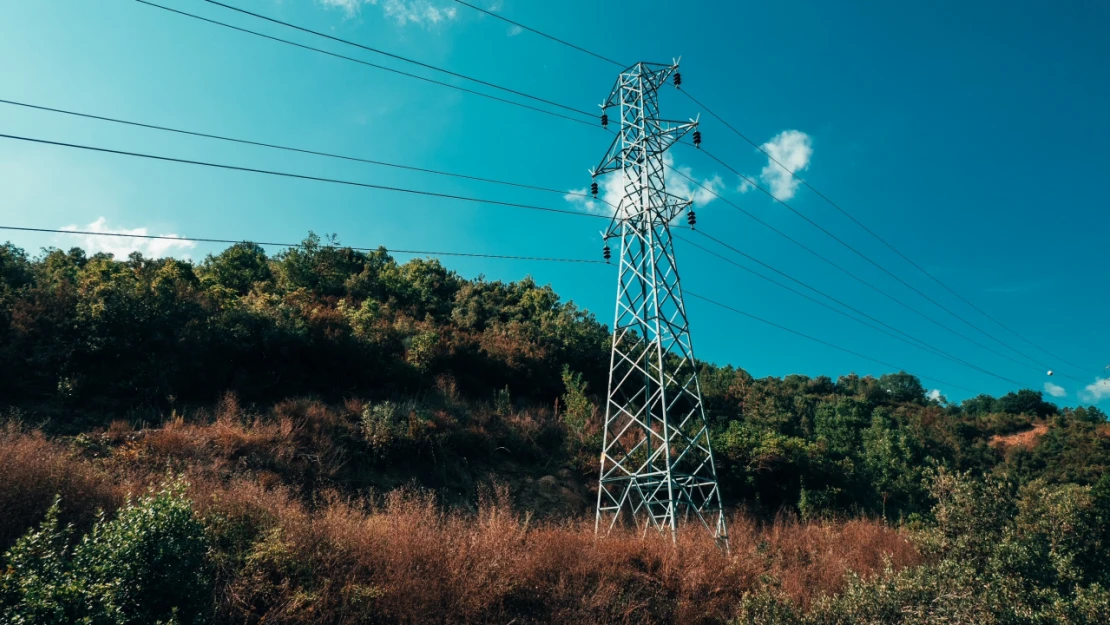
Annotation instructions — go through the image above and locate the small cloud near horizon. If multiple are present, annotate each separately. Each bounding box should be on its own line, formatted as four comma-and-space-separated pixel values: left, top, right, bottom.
1080, 377, 1110, 404
1044, 382, 1067, 398
59, 217, 196, 259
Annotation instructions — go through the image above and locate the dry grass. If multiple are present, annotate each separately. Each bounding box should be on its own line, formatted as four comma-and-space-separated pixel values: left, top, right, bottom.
0, 410, 921, 624
990, 422, 1049, 452
127, 395, 350, 488
0, 423, 122, 550
203, 486, 918, 625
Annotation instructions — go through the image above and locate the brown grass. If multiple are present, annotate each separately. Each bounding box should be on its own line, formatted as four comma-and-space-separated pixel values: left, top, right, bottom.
0, 410, 921, 624
201, 485, 918, 625
0, 423, 122, 550
990, 422, 1049, 452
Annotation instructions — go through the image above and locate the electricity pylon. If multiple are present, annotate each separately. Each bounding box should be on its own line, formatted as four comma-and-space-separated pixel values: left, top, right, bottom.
591, 61, 727, 545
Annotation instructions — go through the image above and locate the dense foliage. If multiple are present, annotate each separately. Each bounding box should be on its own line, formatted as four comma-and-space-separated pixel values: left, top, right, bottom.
2, 236, 1108, 518
1, 237, 1109, 623
0, 484, 211, 625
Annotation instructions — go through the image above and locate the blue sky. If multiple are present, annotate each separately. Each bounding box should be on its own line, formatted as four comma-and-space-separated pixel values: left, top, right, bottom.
1, 0, 1107, 406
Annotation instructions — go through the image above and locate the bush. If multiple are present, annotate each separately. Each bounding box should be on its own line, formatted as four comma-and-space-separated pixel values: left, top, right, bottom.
0, 482, 213, 625
803, 472, 1110, 625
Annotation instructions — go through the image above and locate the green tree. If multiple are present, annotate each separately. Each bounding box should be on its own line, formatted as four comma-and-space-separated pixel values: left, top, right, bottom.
198, 242, 272, 296
876, 371, 927, 404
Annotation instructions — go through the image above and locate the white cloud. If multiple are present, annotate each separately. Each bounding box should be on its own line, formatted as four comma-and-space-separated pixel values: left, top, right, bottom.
1080, 378, 1110, 404
59, 217, 196, 259
1044, 382, 1067, 398
565, 172, 626, 217
507, 25, 523, 36
318, 0, 368, 16
565, 154, 721, 219
759, 130, 812, 201
318, 0, 458, 27
737, 177, 755, 194
664, 153, 723, 208
927, 389, 943, 402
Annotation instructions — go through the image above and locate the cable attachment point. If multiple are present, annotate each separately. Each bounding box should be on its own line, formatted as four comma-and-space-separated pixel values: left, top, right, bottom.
687, 209, 697, 229
603, 244, 611, 263
673, 72, 682, 89
591, 181, 599, 197
600, 112, 609, 128
693, 130, 702, 149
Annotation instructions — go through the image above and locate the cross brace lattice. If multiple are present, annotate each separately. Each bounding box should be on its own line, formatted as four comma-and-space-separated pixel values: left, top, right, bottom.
591, 61, 727, 545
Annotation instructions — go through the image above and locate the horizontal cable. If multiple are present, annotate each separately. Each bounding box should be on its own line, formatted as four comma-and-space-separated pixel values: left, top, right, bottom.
685, 290, 975, 394
197, 0, 596, 118
0, 132, 608, 221
0, 98, 613, 208
449, 0, 625, 68
0, 225, 607, 264
693, 143, 1060, 375
665, 165, 1080, 383
678, 87, 1089, 374
133, 0, 597, 128
677, 232, 1025, 387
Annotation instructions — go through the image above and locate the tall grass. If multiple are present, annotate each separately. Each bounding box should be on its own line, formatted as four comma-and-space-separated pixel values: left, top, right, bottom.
0, 406, 920, 624
197, 484, 916, 624
0, 423, 121, 551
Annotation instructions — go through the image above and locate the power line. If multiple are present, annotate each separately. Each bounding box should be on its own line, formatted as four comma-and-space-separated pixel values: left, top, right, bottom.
449, 0, 624, 68
677, 232, 1026, 387
675, 88, 1091, 375
0, 225, 606, 264
0, 98, 612, 207
691, 143, 1063, 376
433, 2, 1090, 380
684, 290, 975, 394
194, 0, 596, 118
665, 165, 1086, 384
0, 132, 609, 221
132, 0, 597, 128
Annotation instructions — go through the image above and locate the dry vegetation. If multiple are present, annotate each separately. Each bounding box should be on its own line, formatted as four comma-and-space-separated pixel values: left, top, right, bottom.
990, 421, 1050, 452
0, 405, 918, 625
0, 424, 121, 548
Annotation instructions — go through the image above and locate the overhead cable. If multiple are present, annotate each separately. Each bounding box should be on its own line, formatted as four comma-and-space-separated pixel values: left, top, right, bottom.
0, 98, 611, 207
0, 225, 606, 264
133, 0, 597, 128
0, 132, 608, 221
685, 290, 975, 394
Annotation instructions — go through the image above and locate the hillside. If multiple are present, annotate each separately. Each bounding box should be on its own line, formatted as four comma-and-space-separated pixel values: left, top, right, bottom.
1, 236, 1109, 624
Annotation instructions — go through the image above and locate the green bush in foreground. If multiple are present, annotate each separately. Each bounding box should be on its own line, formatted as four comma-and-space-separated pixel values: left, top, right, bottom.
0, 483, 212, 625
738, 472, 1110, 625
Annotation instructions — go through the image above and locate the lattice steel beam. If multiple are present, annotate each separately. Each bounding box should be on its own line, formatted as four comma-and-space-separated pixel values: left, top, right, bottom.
591, 61, 727, 546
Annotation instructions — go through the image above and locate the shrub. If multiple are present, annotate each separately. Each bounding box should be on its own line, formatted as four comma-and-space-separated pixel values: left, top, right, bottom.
560, 366, 593, 437
0, 482, 213, 625
0, 500, 83, 625
360, 401, 401, 457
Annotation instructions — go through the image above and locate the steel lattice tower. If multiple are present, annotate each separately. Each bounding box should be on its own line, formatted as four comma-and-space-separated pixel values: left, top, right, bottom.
591, 61, 727, 545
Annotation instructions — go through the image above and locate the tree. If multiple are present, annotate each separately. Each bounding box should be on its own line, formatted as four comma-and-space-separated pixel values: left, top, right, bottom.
994, 389, 1057, 418
877, 371, 927, 404
198, 242, 272, 296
